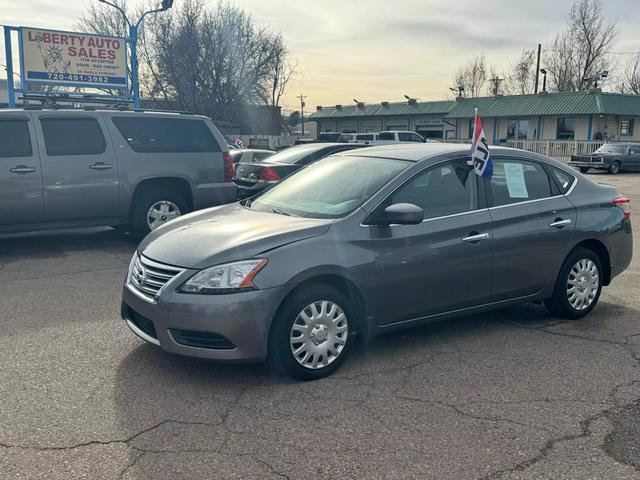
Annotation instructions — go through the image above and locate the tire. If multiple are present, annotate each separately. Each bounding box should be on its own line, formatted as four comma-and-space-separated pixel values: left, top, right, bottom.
130, 189, 189, 237
579, 167, 590, 174
268, 285, 355, 381
544, 248, 603, 320
609, 161, 621, 175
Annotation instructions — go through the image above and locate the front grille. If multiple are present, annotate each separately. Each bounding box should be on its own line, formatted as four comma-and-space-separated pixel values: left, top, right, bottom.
170, 329, 236, 350
128, 254, 184, 302
128, 308, 158, 339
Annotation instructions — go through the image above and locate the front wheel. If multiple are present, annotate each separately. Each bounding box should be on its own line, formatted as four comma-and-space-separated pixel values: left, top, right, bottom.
609, 161, 621, 175
544, 248, 603, 319
268, 285, 355, 380
579, 167, 590, 174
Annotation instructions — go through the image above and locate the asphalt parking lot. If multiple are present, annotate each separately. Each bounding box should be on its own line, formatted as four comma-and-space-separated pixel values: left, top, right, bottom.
1, 171, 640, 480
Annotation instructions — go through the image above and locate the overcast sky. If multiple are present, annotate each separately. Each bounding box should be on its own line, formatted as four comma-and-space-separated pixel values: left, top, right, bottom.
2, 0, 639, 110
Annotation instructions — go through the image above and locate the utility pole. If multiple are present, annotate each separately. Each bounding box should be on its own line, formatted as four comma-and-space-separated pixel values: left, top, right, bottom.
534, 43, 541, 94
298, 94, 307, 136
489, 76, 504, 96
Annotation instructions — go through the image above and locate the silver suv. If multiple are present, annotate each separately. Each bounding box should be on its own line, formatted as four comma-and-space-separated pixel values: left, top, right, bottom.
0, 108, 236, 236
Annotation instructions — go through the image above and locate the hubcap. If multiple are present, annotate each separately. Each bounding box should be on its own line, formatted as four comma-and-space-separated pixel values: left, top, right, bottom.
289, 300, 348, 370
567, 259, 599, 311
147, 201, 181, 230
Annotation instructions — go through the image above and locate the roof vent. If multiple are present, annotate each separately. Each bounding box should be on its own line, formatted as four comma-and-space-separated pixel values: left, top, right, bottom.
335, 104, 342, 110
381, 101, 389, 107
357, 102, 365, 109
589, 87, 602, 93
316, 105, 322, 111
407, 98, 417, 105
538, 90, 550, 96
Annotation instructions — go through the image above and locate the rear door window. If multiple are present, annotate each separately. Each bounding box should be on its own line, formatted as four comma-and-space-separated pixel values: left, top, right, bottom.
40, 117, 106, 156
112, 117, 221, 153
0, 119, 32, 157
489, 159, 553, 206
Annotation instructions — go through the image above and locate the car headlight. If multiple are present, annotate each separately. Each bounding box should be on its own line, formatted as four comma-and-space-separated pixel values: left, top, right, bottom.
179, 259, 268, 294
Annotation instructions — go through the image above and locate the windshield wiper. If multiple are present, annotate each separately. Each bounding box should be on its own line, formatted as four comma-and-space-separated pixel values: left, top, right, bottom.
272, 208, 296, 217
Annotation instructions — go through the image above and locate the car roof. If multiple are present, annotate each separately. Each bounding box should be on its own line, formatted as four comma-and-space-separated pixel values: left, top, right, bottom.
2, 108, 204, 119
234, 148, 274, 153
336, 143, 469, 161
379, 130, 417, 134
336, 142, 568, 165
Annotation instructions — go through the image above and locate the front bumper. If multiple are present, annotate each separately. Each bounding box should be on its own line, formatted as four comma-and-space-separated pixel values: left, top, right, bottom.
121, 281, 290, 362
568, 160, 609, 170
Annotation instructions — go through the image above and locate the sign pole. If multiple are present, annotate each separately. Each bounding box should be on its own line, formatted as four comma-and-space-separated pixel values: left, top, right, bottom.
129, 25, 140, 109
3, 26, 16, 108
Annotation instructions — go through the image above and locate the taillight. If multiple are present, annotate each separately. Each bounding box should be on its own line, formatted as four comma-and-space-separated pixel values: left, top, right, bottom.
259, 167, 281, 183
223, 152, 234, 182
613, 197, 631, 219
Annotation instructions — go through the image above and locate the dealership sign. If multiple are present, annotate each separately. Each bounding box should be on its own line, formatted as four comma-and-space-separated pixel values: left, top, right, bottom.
21, 27, 128, 89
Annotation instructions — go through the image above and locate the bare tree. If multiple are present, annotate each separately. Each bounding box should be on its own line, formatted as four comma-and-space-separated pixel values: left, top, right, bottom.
505, 49, 536, 95
453, 54, 487, 97
544, 0, 617, 91
622, 54, 640, 94
77, 0, 296, 121
257, 34, 297, 107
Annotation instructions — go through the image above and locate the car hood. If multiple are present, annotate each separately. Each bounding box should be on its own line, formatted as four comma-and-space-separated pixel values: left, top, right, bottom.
138, 203, 332, 269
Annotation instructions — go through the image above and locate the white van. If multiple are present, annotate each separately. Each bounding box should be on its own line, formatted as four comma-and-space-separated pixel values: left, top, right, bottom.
374, 131, 426, 144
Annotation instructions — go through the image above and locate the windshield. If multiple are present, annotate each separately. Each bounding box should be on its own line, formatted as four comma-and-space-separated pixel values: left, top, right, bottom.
248, 156, 409, 218
262, 145, 325, 165
594, 144, 627, 154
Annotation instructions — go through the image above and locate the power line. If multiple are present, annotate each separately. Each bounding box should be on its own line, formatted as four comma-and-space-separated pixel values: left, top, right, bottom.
545, 49, 638, 55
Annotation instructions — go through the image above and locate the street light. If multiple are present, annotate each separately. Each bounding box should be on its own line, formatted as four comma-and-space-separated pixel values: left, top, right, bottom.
98, 0, 173, 109
539, 68, 548, 92
583, 71, 609, 89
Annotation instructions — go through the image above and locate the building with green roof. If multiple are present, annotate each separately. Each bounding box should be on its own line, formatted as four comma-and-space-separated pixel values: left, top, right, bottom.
310, 91, 640, 144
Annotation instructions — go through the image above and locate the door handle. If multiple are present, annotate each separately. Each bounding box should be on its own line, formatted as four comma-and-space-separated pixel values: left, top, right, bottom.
550, 219, 572, 228
89, 162, 113, 170
10, 165, 36, 174
462, 232, 490, 243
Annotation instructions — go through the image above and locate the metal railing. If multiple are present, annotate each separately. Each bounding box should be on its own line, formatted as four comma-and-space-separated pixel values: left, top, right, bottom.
503, 140, 604, 162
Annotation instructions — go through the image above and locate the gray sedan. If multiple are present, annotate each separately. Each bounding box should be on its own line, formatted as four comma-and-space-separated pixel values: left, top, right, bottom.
121, 144, 633, 380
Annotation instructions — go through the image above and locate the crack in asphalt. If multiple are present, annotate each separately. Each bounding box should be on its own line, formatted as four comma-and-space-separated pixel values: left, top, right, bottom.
3, 318, 639, 479
477, 408, 614, 480
499, 318, 640, 350
0, 419, 223, 452
394, 394, 553, 432
469, 319, 640, 479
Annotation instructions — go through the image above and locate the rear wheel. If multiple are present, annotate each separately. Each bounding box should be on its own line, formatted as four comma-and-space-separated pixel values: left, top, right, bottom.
131, 190, 189, 237
544, 248, 603, 319
609, 161, 621, 175
268, 285, 354, 380
579, 167, 590, 174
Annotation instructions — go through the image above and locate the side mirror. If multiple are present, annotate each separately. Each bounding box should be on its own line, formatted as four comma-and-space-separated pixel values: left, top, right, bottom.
382, 203, 424, 225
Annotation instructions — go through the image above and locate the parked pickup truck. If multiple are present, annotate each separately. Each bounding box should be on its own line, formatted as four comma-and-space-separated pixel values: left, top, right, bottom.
0, 108, 236, 236
568, 142, 640, 174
